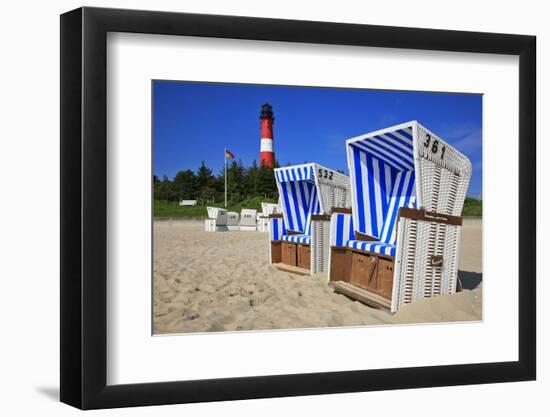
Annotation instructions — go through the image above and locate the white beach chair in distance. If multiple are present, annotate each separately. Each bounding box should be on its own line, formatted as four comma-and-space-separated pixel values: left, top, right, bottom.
262, 202, 280, 216
226, 211, 240, 231
328, 121, 472, 312
256, 212, 266, 232
257, 202, 279, 232
239, 209, 258, 231
204, 206, 228, 232
268, 163, 351, 274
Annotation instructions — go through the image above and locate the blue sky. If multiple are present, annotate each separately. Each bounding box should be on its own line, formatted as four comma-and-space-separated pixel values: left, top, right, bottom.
153, 81, 482, 197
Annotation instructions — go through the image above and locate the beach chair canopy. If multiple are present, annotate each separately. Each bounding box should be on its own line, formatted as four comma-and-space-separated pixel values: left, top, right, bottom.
343, 121, 471, 257
207, 207, 227, 219
275, 163, 350, 243
348, 123, 416, 248
206, 206, 228, 225
276, 164, 319, 235
261, 202, 280, 217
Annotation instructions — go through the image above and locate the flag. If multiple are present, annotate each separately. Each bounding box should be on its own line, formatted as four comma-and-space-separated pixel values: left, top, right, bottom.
225, 149, 235, 160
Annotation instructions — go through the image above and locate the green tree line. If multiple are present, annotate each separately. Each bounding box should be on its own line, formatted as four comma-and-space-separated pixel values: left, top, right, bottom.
154, 161, 482, 217
154, 159, 280, 204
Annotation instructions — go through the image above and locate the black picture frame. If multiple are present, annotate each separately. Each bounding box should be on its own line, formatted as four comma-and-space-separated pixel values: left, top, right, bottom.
60, 6, 536, 410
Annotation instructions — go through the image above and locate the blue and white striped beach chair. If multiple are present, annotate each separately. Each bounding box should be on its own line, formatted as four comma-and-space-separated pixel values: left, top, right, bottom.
268, 163, 351, 274
329, 121, 472, 312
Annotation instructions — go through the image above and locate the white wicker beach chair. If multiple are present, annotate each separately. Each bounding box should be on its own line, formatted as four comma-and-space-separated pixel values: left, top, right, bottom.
240, 209, 258, 231
262, 202, 280, 216
256, 212, 266, 232
257, 202, 280, 232
328, 121, 472, 312
226, 211, 240, 231
204, 206, 228, 232
268, 163, 351, 274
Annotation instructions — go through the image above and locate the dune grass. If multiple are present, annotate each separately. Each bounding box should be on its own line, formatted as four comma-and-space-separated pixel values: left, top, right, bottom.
154, 196, 277, 218
154, 197, 482, 218
462, 197, 482, 217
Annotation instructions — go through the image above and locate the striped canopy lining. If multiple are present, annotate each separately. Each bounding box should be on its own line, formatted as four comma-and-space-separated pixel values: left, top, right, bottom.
350, 127, 417, 246
278, 179, 321, 235
275, 165, 314, 183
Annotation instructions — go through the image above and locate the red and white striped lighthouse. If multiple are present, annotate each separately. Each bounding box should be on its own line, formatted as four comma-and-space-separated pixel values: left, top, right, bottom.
259, 103, 275, 168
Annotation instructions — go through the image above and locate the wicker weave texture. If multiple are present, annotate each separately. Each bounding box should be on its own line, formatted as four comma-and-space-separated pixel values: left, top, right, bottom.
392, 217, 462, 311
415, 124, 472, 216
317, 174, 351, 215
257, 217, 270, 232
311, 219, 331, 273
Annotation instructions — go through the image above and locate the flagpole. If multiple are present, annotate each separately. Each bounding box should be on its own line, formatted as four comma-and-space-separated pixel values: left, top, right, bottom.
224, 148, 227, 207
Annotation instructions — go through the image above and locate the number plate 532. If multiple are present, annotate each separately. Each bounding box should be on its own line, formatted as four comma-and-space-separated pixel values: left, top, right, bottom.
318, 168, 334, 180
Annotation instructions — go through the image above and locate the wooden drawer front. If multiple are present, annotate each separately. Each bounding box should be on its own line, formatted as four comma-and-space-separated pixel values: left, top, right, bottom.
376, 258, 394, 300
297, 244, 311, 270
350, 252, 377, 290
330, 247, 349, 282
271, 241, 282, 264
281, 242, 297, 266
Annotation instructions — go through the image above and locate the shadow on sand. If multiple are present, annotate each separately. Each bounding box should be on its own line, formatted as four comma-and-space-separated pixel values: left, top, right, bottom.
458, 270, 483, 290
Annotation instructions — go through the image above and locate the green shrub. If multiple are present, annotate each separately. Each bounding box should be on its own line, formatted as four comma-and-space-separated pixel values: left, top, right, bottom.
462, 197, 482, 217
154, 196, 278, 219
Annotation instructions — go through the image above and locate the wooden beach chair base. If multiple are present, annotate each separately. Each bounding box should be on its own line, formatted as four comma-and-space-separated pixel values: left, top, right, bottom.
272, 263, 310, 276
297, 244, 311, 270
329, 281, 391, 311
329, 246, 395, 310
281, 242, 297, 266
270, 241, 312, 274
330, 243, 464, 310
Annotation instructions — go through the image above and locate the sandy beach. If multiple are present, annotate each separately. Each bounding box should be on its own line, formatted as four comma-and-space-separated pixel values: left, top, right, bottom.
153, 218, 482, 334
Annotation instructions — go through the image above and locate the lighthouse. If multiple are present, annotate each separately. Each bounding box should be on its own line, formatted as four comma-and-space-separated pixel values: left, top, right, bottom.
259, 103, 275, 168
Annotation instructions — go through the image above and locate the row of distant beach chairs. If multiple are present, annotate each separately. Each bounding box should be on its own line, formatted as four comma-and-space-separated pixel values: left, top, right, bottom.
267, 121, 472, 313
204, 202, 280, 233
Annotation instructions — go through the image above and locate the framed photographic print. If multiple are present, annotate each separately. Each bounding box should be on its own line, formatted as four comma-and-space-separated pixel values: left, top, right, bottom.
60, 6, 536, 409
